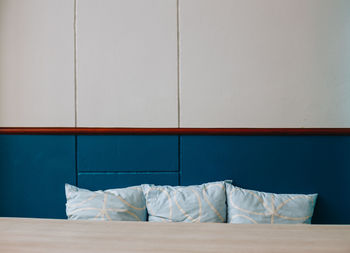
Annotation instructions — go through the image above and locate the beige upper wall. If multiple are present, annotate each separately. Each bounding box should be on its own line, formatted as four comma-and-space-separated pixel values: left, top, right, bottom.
0, 0, 75, 127
76, 0, 178, 127
180, 0, 350, 127
0, 0, 349, 127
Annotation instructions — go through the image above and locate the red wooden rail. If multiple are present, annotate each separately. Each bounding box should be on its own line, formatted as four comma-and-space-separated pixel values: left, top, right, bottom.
0, 128, 350, 135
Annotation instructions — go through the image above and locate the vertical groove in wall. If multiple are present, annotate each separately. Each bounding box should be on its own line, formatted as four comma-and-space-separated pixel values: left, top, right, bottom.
75, 135, 79, 186
178, 135, 182, 185
176, 0, 181, 128
73, 0, 78, 127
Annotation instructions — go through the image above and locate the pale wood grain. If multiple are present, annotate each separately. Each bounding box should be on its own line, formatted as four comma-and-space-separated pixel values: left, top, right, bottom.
0, 218, 349, 253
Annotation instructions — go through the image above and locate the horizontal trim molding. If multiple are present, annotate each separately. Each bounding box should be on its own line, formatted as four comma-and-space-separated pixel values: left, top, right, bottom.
0, 128, 350, 135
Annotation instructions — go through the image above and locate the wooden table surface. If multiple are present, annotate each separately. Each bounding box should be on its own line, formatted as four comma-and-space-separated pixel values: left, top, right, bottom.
0, 218, 349, 253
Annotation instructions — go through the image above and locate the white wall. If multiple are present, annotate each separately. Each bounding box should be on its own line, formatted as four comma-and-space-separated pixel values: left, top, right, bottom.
0, 0, 75, 127
77, 0, 178, 127
0, 0, 349, 127
180, 0, 350, 127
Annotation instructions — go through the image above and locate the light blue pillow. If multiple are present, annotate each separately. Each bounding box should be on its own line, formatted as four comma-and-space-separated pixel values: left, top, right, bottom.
142, 181, 227, 223
226, 183, 317, 224
65, 184, 146, 221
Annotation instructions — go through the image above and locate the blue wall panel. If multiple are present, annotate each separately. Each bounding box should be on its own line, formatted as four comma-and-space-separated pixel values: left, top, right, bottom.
78, 172, 179, 191
0, 134, 349, 223
78, 135, 179, 172
180, 136, 350, 224
0, 135, 75, 219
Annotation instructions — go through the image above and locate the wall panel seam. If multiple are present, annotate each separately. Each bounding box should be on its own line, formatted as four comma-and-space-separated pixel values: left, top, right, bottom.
75, 135, 79, 186
176, 0, 181, 128
178, 135, 182, 185
78, 172, 180, 175
74, 0, 78, 127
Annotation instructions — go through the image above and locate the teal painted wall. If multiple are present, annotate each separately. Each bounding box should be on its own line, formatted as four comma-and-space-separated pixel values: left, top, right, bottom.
0, 135, 349, 224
